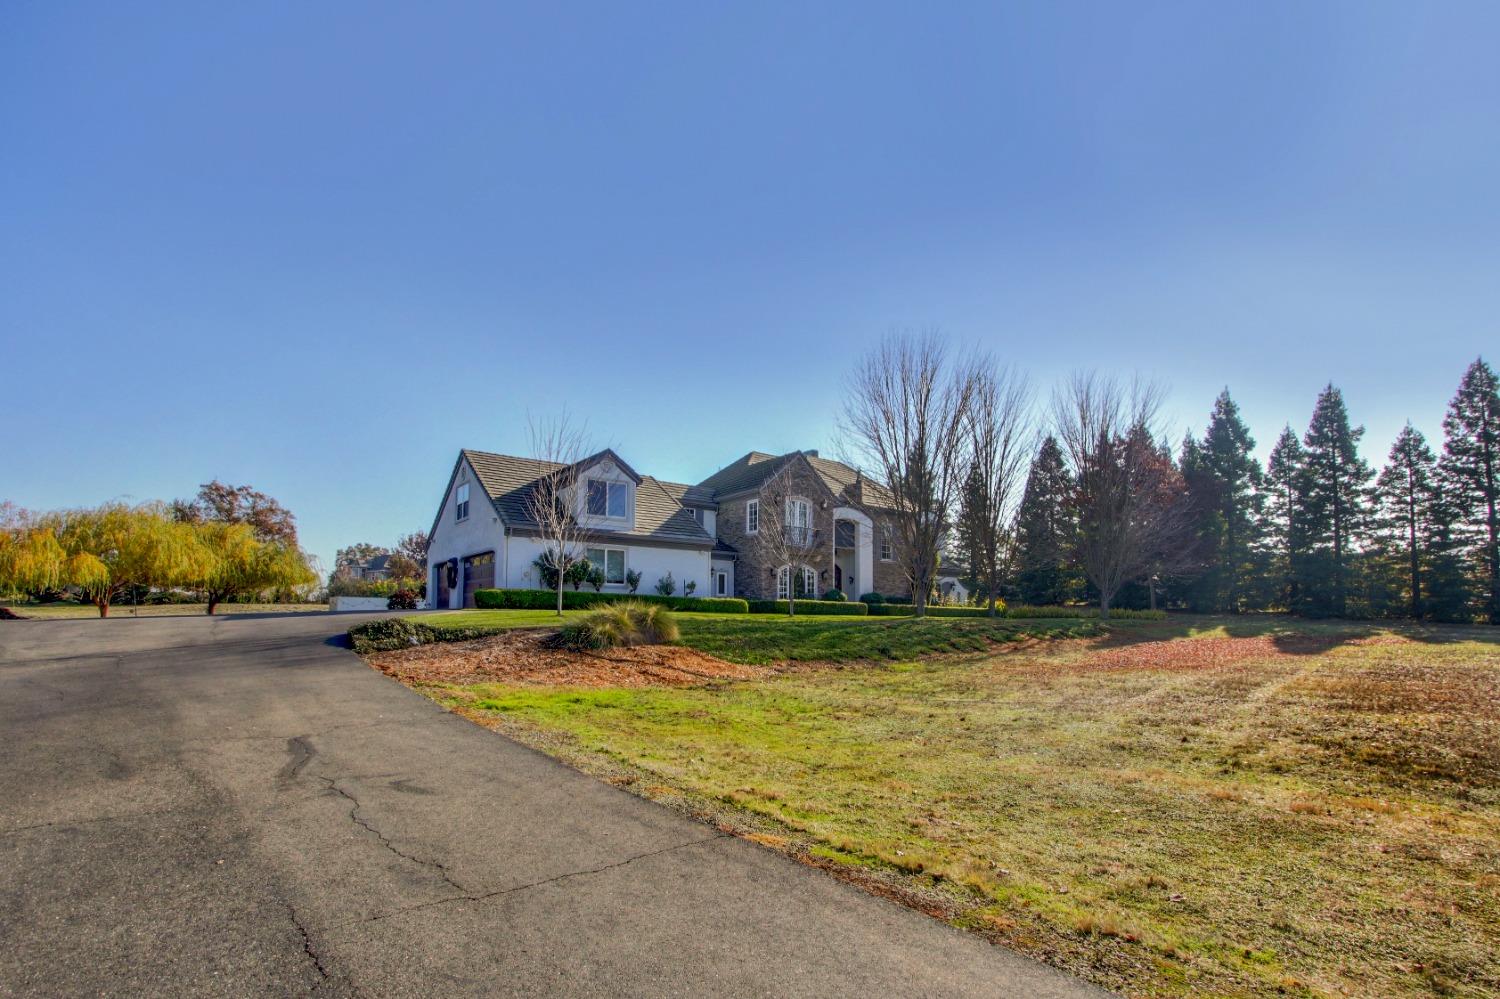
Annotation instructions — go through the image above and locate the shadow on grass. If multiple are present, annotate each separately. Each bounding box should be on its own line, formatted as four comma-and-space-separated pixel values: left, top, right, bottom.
1090, 612, 1500, 655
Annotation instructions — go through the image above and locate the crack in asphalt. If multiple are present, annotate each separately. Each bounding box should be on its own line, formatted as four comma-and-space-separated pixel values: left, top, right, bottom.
0, 806, 192, 838
287, 902, 362, 996
284, 736, 471, 897
340, 831, 731, 928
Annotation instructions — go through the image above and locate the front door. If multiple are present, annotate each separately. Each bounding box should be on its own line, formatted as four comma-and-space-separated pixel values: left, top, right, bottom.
462, 552, 495, 608
435, 564, 451, 609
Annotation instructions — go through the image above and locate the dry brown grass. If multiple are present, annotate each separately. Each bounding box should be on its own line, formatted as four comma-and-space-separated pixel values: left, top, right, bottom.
408, 616, 1500, 998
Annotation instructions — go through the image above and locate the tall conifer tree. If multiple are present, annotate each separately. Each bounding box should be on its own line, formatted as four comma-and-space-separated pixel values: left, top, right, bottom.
1264, 426, 1306, 610
1373, 424, 1439, 619
1186, 389, 1265, 612
1440, 357, 1500, 624
1013, 436, 1076, 605
1299, 385, 1372, 617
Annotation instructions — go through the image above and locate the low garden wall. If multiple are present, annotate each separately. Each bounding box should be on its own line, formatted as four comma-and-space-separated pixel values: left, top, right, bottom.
328, 596, 394, 613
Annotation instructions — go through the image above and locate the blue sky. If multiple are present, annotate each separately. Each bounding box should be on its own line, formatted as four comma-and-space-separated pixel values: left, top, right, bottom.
3, 1, 1496, 576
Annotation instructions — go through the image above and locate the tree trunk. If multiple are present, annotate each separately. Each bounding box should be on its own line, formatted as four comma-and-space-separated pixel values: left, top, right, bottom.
1098, 590, 1111, 621
98, 600, 109, 618
555, 578, 564, 616
207, 592, 222, 615
1408, 485, 1420, 620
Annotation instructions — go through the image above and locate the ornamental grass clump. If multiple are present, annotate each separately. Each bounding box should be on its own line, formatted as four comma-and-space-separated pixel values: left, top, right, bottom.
555, 600, 680, 650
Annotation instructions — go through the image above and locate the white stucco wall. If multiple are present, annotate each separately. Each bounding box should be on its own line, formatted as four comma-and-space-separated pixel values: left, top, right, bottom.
710, 557, 735, 598
427, 457, 507, 609
504, 534, 711, 596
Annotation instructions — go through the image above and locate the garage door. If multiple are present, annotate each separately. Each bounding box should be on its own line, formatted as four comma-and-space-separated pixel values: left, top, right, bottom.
462, 552, 495, 608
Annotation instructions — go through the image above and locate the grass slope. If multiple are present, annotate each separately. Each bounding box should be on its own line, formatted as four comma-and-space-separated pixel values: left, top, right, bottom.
432, 617, 1500, 998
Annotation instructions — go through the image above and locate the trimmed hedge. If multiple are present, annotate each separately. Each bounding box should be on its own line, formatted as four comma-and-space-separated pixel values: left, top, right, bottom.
472, 588, 748, 614
746, 599, 869, 616
865, 605, 999, 618
1003, 605, 1167, 620
347, 617, 517, 654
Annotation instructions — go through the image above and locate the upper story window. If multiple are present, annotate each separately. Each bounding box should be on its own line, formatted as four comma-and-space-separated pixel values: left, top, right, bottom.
455, 483, 470, 521
746, 499, 759, 534
785, 498, 811, 528
586, 478, 629, 518
880, 529, 893, 561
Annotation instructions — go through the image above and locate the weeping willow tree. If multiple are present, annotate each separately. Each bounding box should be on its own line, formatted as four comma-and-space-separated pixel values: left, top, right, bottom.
0, 520, 110, 597
27, 503, 209, 617
193, 521, 315, 614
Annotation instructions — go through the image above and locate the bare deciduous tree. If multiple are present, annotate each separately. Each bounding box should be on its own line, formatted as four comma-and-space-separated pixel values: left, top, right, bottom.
524, 412, 597, 615
1052, 372, 1195, 619
960, 356, 1034, 616
752, 460, 826, 616
842, 330, 977, 616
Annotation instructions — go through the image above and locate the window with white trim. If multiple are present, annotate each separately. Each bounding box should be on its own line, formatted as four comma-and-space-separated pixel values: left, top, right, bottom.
586, 478, 629, 518
880, 529, 893, 561
715, 571, 727, 596
584, 546, 628, 585
745, 499, 759, 534
455, 483, 470, 521
776, 565, 817, 600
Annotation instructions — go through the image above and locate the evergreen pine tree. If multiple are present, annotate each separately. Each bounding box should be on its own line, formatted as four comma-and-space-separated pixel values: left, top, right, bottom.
1264, 425, 1307, 610
1013, 436, 1077, 605
1192, 389, 1265, 612
1440, 357, 1500, 624
1373, 424, 1438, 619
1299, 384, 1373, 617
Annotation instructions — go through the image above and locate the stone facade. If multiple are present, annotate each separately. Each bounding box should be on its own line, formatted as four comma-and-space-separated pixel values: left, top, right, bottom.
715, 455, 910, 600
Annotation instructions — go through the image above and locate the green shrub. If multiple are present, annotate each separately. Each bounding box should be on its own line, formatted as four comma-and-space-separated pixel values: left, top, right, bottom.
745, 599, 869, 616
555, 600, 680, 650
386, 589, 420, 611
822, 588, 846, 602
348, 618, 434, 654
654, 572, 677, 596
1001, 605, 1166, 621
858, 592, 885, 604
327, 577, 424, 599
471, 588, 748, 614
865, 604, 911, 616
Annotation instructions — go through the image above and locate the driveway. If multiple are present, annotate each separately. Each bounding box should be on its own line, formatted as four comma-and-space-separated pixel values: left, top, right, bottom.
0, 613, 1108, 998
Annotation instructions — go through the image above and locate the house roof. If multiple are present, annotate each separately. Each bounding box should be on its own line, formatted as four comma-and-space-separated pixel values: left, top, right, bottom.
458, 449, 715, 548
695, 450, 895, 508
655, 479, 719, 510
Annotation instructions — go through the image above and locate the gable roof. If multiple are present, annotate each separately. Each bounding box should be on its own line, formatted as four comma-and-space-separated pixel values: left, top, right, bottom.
452, 449, 715, 548
695, 450, 895, 508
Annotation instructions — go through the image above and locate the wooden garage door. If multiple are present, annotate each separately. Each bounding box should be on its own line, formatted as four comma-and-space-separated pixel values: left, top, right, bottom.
462, 552, 495, 608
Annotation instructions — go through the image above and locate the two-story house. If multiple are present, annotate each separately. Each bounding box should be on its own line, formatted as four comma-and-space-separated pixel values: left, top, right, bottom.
425, 446, 907, 609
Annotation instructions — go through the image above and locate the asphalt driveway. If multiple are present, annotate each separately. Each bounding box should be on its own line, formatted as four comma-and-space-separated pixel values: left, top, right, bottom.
0, 613, 1107, 997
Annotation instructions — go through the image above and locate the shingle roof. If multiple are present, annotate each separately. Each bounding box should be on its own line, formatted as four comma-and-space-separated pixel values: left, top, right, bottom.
655, 479, 719, 509
694, 450, 895, 508
459, 449, 715, 548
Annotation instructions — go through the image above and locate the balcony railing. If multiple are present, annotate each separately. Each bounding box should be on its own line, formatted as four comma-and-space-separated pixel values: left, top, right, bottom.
782, 525, 817, 547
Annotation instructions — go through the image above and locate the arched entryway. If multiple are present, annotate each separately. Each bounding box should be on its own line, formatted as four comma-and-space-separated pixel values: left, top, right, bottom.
830, 507, 874, 598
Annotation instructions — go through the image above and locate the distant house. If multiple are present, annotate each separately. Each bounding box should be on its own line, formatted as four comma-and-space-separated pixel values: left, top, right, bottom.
425, 447, 909, 609
935, 557, 972, 605
346, 554, 393, 581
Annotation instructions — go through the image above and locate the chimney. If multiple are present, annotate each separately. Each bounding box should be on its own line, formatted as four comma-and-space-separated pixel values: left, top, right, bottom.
804, 449, 819, 458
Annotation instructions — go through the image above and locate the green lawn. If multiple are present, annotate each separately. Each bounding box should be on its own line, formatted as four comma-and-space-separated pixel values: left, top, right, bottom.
406, 608, 1098, 663
3, 601, 329, 619
421, 616, 1500, 999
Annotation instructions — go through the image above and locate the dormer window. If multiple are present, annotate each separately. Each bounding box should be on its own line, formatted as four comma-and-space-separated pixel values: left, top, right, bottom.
587, 478, 629, 518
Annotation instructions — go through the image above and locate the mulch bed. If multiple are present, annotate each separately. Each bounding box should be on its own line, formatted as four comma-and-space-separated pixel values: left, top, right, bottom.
365, 629, 770, 687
